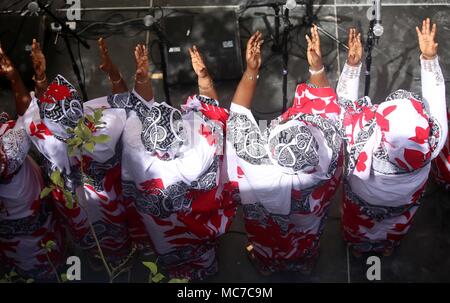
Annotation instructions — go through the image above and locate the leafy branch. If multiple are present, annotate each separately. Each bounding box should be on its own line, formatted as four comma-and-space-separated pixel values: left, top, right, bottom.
142, 261, 189, 283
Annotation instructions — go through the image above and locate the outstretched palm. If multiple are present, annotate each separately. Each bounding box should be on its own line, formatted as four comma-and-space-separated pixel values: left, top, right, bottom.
135, 44, 149, 81
189, 45, 208, 78
416, 18, 438, 59
98, 37, 114, 74
347, 28, 362, 66
0, 44, 15, 78
246, 31, 263, 71
306, 25, 323, 70
31, 39, 46, 78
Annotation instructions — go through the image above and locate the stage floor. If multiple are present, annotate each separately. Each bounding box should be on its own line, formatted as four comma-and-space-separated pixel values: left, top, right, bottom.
0, 0, 449, 282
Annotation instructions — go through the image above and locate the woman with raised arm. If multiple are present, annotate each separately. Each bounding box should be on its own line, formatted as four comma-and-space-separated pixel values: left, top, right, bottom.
23, 38, 137, 270
105, 43, 236, 281
336, 19, 447, 256
226, 29, 343, 275
0, 43, 63, 281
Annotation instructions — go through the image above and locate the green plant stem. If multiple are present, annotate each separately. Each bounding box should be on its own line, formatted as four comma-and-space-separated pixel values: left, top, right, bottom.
78, 157, 113, 279
44, 251, 61, 283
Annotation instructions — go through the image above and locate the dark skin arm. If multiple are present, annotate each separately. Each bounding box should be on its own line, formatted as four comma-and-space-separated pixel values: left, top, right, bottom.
31, 38, 48, 99
0, 44, 31, 116
133, 44, 153, 101
232, 31, 263, 109
98, 37, 128, 94
305, 25, 329, 88
189, 45, 219, 100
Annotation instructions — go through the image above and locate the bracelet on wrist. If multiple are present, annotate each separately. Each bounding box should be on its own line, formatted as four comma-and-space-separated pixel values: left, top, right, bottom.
135, 76, 150, 84
110, 74, 123, 85
244, 70, 259, 81
309, 66, 325, 75
33, 74, 47, 84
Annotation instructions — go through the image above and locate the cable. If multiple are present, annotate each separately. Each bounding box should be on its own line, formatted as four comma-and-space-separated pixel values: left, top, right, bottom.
2, 0, 26, 11
77, 40, 86, 90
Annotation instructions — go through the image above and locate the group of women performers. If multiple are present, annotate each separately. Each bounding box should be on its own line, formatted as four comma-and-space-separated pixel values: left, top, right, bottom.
0, 17, 447, 281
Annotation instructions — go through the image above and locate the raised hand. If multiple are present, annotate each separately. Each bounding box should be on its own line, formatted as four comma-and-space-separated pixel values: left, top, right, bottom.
305, 25, 323, 71
189, 45, 209, 79
416, 18, 438, 60
31, 39, 46, 80
246, 31, 263, 71
347, 28, 362, 66
135, 44, 149, 82
98, 37, 114, 74
0, 43, 16, 79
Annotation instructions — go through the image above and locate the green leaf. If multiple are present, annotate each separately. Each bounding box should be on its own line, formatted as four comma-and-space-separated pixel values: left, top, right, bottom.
50, 170, 64, 188
168, 278, 189, 283
67, 145, 76, 157
94, 109, 103, 124
83, 141, 95, 153
142, 262, 158, 275
9, 271, 18, 277
92, 134, 111, 144
85, 114, 95, 124
79, 122, 92, 140
73, 125, 84, 138
40, 187, 53, 199
26, 278, 34, 283
64, 191, 73, 209
152, 273, 165, 283
44, 240, 56, 252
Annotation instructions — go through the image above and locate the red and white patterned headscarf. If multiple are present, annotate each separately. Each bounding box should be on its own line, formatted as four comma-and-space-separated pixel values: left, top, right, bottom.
343, 90, 440, 180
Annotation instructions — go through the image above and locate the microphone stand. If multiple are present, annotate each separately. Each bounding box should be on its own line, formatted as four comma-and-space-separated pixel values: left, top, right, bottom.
37, 1, 90, 101
151, 23, 172, 106
364, 19, 378, 96
281, 8, 292, 113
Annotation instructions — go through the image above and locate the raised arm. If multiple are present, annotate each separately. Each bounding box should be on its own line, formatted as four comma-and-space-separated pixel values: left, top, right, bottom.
133, 44, 153, 102
336, 28, 362, 101
31, 39, 48, 99
0, 43, 31, 116
98, 37, 128, 94
416, 18, 447, 156
231, 31, 263, 109
306, 25, 329, 88
189, 45, 219, 100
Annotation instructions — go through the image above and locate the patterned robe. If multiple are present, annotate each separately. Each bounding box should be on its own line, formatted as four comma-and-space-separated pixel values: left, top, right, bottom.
106, 92, 237, 280
432, 109, 450, 191
23, 75, 131, 263
337, 57, 447, 253
226, 84, 343, 273
0, 115, 63, 280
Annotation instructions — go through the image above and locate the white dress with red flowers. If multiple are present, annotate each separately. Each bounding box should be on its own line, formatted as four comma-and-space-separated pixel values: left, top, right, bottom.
226, 84, 343, 273
432, 109, 450, 191
23, 76, 131, 263
0, 115, 63, 280
337, 57, 447, 253
105, 92, 237, 280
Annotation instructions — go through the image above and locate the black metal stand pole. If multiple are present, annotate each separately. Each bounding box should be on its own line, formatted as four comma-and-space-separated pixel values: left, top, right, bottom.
364, 19, 377, 96
281, 8, 292, 113
62, 34, 88, 101
152, 24, 171, 105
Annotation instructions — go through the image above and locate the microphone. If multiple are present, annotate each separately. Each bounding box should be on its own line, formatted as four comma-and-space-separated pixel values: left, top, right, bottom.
373, 0, 384, 37
143, 14, 155, 27
285, 0, 297, 10
21, 1, 40, 16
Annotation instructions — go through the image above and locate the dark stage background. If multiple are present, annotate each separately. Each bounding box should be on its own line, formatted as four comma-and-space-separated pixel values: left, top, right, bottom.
0, 0, 449, 282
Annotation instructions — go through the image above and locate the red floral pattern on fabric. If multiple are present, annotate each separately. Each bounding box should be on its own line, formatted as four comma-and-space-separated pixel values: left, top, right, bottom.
356, 152, 368, 172
40, 83, 71, 104
29, 121, 52, 140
